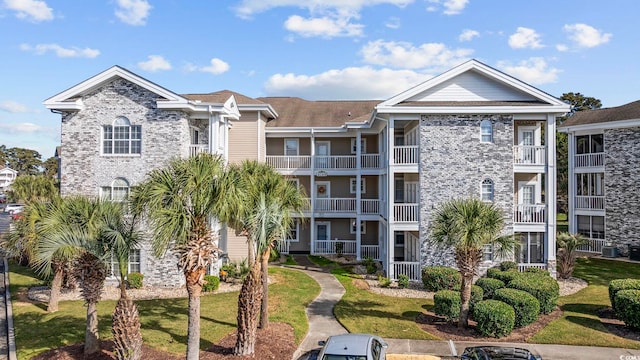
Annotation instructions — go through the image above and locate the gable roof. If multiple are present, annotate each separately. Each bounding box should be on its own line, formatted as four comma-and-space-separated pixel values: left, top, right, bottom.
185, 90, 277, 119
559, 100, 640, 129
258, 97, 378, 128
377, 59, 570, 114
0, 167, 17, 175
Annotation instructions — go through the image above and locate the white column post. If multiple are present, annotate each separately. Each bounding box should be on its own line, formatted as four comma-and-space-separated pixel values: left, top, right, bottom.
387, 117, 396, 279
546, 114, 557, 263
356, 132, 362, 260
310, 131, 316, 254
567, 132, 576, 234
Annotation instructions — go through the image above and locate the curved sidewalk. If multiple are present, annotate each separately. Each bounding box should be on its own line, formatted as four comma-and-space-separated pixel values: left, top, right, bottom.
287, 255, 640, 360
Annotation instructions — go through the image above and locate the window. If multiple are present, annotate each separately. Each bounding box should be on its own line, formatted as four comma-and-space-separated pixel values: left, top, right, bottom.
481, 179, 494, 202
395, 232, 405, 246
482, 244, 493, 261
480, 119, 493, 143
286, 220, 299, 242
350, 178, 366, 194
576, 173, 604, 196
577, 215, 605, 239
576, 134, 604, 154
284, 138, 299, 156
103, 117, 141, 155
350, 138, 367, 154
101, 178, 129, 202
516, 232, 544, 263
110, 249, 141, 278
350, 219, 366, 234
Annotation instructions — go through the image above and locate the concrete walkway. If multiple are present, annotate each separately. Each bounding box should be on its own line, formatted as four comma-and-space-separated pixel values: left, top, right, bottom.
286, 254, 640, 360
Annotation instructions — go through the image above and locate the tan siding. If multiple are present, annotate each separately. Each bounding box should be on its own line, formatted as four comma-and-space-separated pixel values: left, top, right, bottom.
225, 228, 249, 261
228, 112, 259, 163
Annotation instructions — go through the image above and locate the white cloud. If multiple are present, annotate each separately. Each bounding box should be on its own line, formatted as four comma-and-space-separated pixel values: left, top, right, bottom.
284, 14, 363, 38
0, 122, 48, 134
508, 27, 543, 49
385, 16, 400, 29
138, 55, 171, 72
563, 23, 611, 48
556, 44, 568, 52
233, 0, 413, 19
426, 0, 468, 15
264, 66, 428, 100
115, 0, 151, 26
496, 57, 560, 85
0, 100, 29, 113
185, 58, 230, 75
3, 0, 53, 21
360, 39, 472, 70
19, 43, 100, 58
458, 29, 479, 42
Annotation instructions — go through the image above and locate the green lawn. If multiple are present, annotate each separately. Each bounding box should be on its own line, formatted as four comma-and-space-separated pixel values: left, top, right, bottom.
9, 262, 319, 359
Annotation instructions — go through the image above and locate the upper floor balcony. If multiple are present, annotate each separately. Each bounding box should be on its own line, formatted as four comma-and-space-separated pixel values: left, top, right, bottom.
513, 146, 546, 167
575, 195, 605, 210
266, 154, 381, 171
513, 204, 546, 224
393, 145, 419, 165
575, 153, 604, 168
302, 198, 381, 215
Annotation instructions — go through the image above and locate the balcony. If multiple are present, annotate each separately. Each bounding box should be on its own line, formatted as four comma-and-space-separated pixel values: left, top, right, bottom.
308, 198, 381, 214
575, 153, 604, 168
265, 154, 380, 171
266, 156, 312, 170
393, 203, 419, 222
189, 144, 208, 157
513, 146, 546, 166
575, 195, 605, 210
393, 145, 419, 165
391, 261, 421, 281
313, 239, 357, 255
513, 204, 546, 224
361, 199, 380, 214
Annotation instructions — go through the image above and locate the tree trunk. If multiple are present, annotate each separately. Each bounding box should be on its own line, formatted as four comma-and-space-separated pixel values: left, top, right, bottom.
233, 260, 263, 356
85, 300, 101, 356
47, 265, 64, 313
458, 274, 473, 329
185, 269, 204, 360
259, 248, 270, 329
112, 298, 143, 360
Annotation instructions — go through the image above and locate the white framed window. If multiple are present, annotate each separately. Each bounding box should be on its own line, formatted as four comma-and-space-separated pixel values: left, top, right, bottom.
101, 178, 130, 202
110, 249, 141, 277
350, 178, 366, 194
350, 219, 366, 234
480, 119, 493, 143
284, 138, 299, 156
286, 220, 299, 242
482, 244, 493, 261
287, 178, 300, 189
395, 232, 405, 246
103, 117, 141, 155
481, 179, 494, 202
350, 138, 367, 154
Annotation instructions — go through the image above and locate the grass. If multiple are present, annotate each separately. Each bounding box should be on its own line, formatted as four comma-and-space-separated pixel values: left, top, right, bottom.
9, 261, 319, 359
557, 213, 569, 233
308, 254, 339, 268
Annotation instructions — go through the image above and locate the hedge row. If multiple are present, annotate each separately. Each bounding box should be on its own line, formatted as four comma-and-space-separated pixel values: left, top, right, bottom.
615, 289, 640, 329
609, 279, 640, 313
507, 274, 559, 314
472, 300, 515, 338
434, 286, 484, 321
422, 266, 461, 292
493, 288, 540, 328
475, 277, 505, 299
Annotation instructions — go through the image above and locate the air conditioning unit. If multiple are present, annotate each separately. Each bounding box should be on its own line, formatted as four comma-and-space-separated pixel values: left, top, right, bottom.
602, 246, 619, 258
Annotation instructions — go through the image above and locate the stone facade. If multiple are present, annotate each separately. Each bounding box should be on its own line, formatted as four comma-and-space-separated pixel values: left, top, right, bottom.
60, 78, 190, 287
418, 114, 514, 269
604, 126, 640, 253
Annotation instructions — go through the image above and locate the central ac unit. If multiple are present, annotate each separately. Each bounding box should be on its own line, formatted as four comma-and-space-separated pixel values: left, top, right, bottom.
602, 246, 618, 258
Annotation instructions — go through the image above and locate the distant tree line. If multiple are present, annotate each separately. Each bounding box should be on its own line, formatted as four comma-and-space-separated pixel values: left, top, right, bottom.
0, 145, 58, 178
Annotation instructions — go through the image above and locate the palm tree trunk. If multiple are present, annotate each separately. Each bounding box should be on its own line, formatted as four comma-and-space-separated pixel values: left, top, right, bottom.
85, 300, 101, 355
259, 248, 270, 329
47, 264, 64, 313
112, 283, 143, 360
234, 260, 263, 356
185, 269, 204, 360
458, 274, 473, 328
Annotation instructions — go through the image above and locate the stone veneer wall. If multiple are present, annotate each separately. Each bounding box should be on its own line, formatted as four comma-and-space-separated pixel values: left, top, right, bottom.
604, 127, 640, 253
419, 114, 514, 270
60, 78, 190, 287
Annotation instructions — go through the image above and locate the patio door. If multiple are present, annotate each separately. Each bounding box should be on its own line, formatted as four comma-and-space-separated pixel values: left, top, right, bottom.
315, 181, 330, 211
518, 127, 536, 163
518, 181, 537, 222
316, 221, 331, 252
315, 141, 330, 168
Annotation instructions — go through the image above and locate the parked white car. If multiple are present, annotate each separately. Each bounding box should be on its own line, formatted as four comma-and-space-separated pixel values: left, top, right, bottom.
317, 334, 388, 360
4, 203, 25, 214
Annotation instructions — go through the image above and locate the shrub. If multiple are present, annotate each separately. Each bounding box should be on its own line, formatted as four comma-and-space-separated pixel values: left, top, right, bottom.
434, 290, 460, 322
378, 275, 392, 288
486, 267, 501, 279
487, 269, 522, 285
202, 275, 220, 292
222, 260, 250, 279
470, 285, 483, 312
473, 300, 515, 338
126, 272, 143, 289
422, 266, 461, 292
500, 261, 518, 272
397, 274, 410, 289
609, 279, 640, 312
507, 274, 559, 314
493, 288, 540, 328
615, 290, 640, 329
524, 267, 549, 275
475, 277, 505, 299
362, 257, 378, 275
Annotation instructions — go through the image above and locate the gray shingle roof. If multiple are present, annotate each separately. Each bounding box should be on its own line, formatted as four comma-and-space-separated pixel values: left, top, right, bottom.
258, 97, 378, 127
560, 100, 640, 127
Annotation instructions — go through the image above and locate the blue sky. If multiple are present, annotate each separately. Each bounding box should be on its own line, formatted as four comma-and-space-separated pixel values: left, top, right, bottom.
0, 0, 637, 160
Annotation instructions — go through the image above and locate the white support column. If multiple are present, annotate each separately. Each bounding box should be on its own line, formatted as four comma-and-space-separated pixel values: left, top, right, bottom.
387, 117, 396, 279
356, 132, 362, 260
567, 132, 576, 234
310, 131, 316, 254
546, 114, 557, 262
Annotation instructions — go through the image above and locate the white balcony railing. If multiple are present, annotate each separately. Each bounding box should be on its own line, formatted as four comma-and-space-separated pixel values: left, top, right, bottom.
513, 204, 546, 224
276, 240, 290, 255
315, 155, 356, 169
189, 144, 208, 157
575, 153, 604, 168
266, 156, 312, 170
361, 154, 381, 169
577, 238, 606, 254
575, 195, 605, 210
517, 263, 547, 272
360, 245, 379, 260
393, 203, 419, 222
314, 198, 357, 212
314, 239, 357, 255
513, 145, 546, 166
391, 261, 421, 281
361, 199, 380, 214
393, 145, 419, 165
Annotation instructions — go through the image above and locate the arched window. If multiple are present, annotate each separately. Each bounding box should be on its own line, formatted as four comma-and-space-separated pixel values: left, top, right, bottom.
101, 178, 130, 201
481, 178, 494, 202
480, 119, 493, 143
103, 116, 142, 155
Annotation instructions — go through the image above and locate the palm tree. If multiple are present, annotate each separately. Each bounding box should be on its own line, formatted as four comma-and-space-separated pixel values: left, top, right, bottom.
429, 197, 515, 328
556, 232, 587, 279
130, 153, 227, 360
8, 174, 59, 203
223, 161, 305, 355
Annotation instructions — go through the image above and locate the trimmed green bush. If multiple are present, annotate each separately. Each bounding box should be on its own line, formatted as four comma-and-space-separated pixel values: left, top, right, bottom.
126, 272, 143, 289
434, 290, 460, 322
473, 300, 515, 338
615, 290, 640, 329
486, 267, 501, 279
422, 266, 461, 292
202, 275, 220, 292
609, 279, 640, 312
487, 269, 522, 285
378, 275, 392, 288
507, 274, 559, 314
500, 261, 518, 272
524, 267, 549, 275
470, 285, 483, 311
494, 288, 540, 328
397, 274, 409, 289
475, 277, 505, 299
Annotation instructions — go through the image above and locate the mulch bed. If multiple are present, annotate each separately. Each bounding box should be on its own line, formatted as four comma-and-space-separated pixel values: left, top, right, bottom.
597, 307, 640, 342
31, 323, 297, 360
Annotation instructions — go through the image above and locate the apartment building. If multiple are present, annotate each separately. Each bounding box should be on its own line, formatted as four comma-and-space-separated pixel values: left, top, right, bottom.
559, 100, 640, 256
0, 167, 17, 192
44, 59, 569, 286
